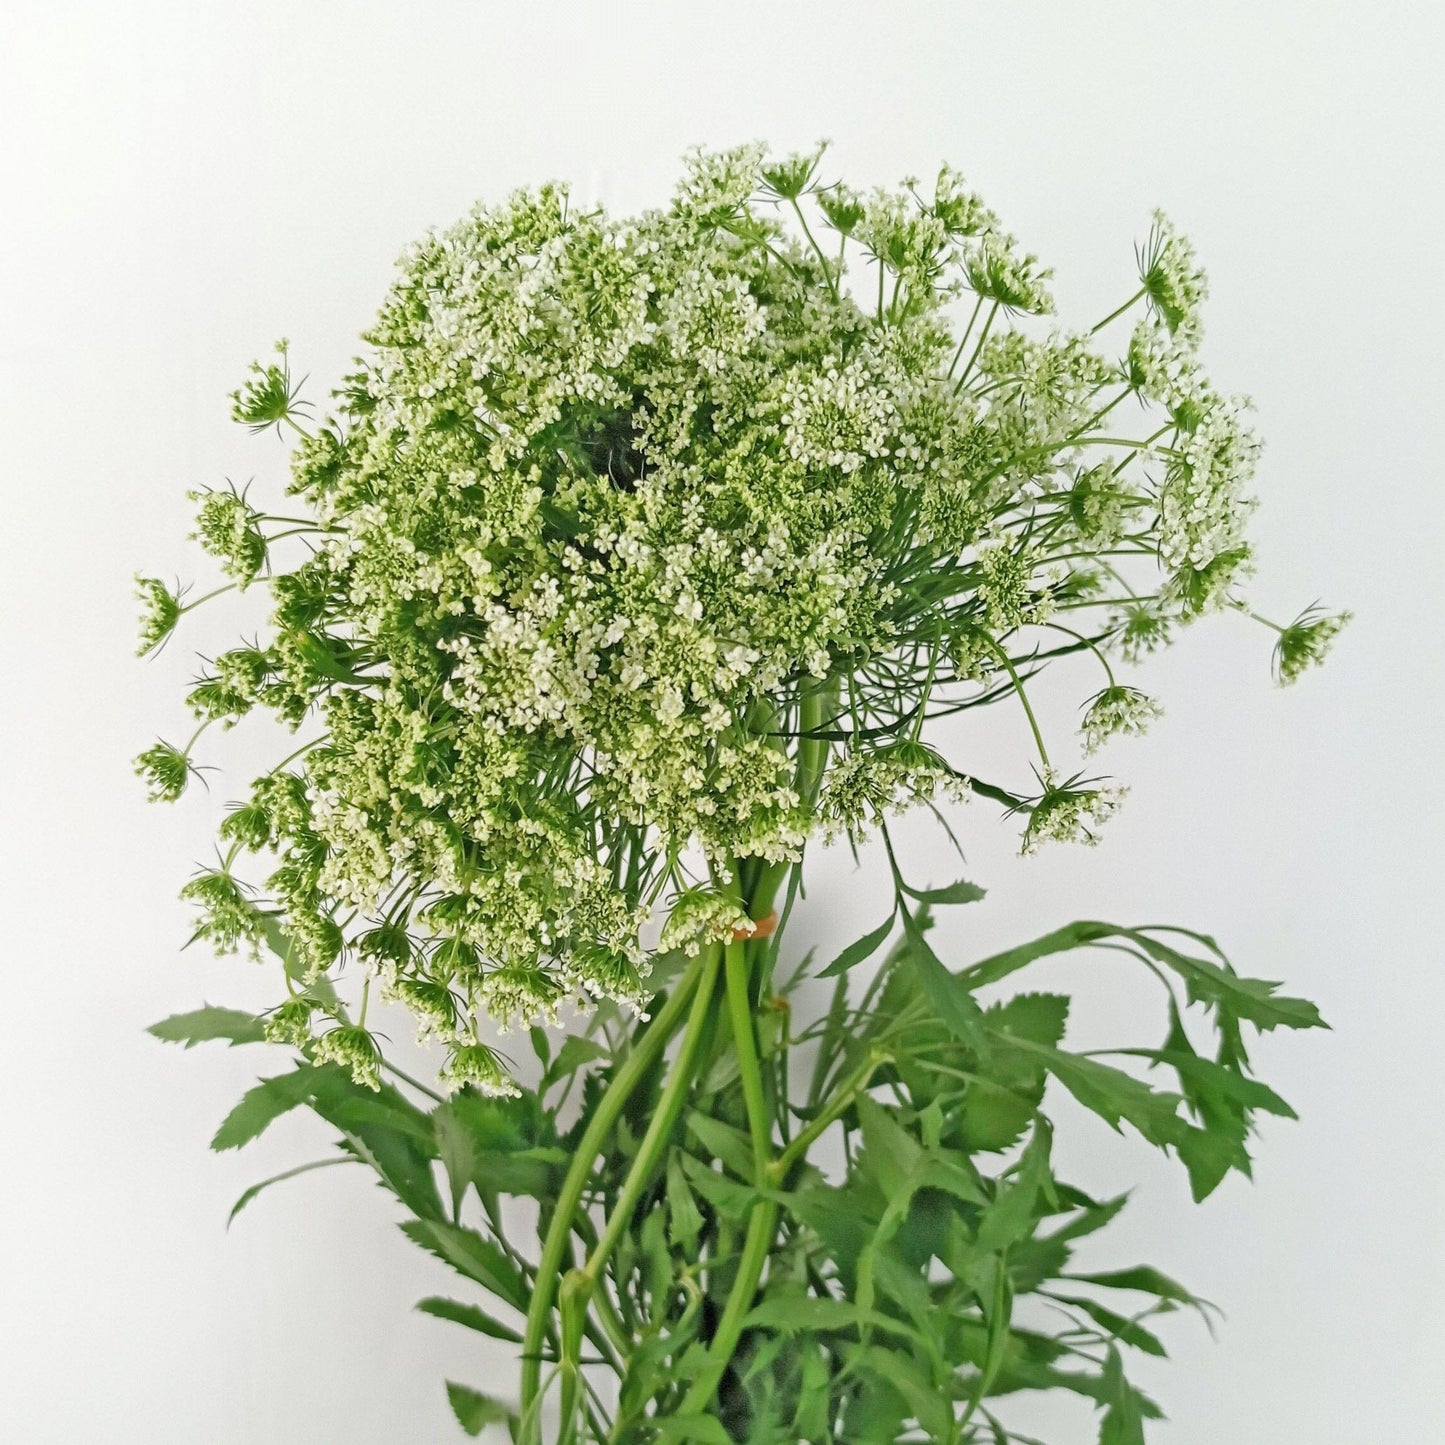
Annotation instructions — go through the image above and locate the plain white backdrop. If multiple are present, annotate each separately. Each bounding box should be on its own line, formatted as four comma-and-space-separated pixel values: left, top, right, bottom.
2, 2, 1441, 1440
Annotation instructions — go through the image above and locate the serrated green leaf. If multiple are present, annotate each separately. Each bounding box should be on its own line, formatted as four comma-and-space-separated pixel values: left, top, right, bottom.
685, 1111, 756, 1180
1176, 1124, 1249, 1202
304, 1073, 446, 1221
416, 1296, 522, 1343
743, 1293, 918, 1340
954, 994, 1071, 1152
903, 907, 986, 1047
854, 1094, 924, 1186
1125, 930, 1326, 1033
666, 1149, 704, 1253
210, 1067, 321, 1151
678, 1153, 758, 1220
433, 1102, 478, 1217
1049, 1294, 1168, 1356
400, 1220, 527, 1311
445, 1380, 511, 1436
1067, 1266, 1209, 1314
148, 1006, 264, 1049
976, 1123, 1053, 1255
960, 921, 1324, 1035
818, 912, 896, 979
541, 1034, 607, 1092
1001, 1038, 1184, 1151
903, 877, 987, 907
1097, 1346, 1146, 1445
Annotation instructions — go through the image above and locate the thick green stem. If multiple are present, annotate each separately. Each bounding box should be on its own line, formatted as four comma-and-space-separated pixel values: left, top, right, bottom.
583, 946, 724, 1278
556, 944, 724, 1445
680, 1199, 779, 1417
678, 920, 779, 1418
519, 947, 714, 1422
725, 936, 772, 1179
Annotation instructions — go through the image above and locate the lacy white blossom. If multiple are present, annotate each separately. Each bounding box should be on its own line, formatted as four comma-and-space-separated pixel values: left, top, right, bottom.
1080, 686, 1163, 754
1020, 771, 1128, 855
139, 146, 1341, 1092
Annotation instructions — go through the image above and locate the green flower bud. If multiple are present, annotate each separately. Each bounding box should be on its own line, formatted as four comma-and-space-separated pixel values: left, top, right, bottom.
135, 576, 182, 656
313, 1025, 382, 1091
263, 998, 315, 1048
440, 1043, 518, 1099
1273, 605, 1351, 686
179, 868, 265, 956
135, 740, 197, 802
230, 339, 310, 435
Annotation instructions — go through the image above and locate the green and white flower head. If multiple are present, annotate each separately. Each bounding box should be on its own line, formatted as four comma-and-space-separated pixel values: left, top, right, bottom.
1080, 685, 1163, 755
440, 1043, 521, 1099
659, 887, 755, 957
230, 338, 311, 436
385, 977, 463, 1042
1065, 464, 1132, 549
179, 868, 265, 957
1273, 604, 1351, 685
313, 1024, 382, 1091
1138, 210, 1208, 336
263, 997, 316, 1048
135, 576, 183, 656
962, 230, 1055, 314
190, 484, 267, 586
819, 740, 966, 844
1018, 769, 1127, 855
138, 147, 1343, 1089
135, 739, 202, 802
1112, 598, 1175, 663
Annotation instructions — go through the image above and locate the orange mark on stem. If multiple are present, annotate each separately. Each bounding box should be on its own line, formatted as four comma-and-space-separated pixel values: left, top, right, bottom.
733, 908, 778, 942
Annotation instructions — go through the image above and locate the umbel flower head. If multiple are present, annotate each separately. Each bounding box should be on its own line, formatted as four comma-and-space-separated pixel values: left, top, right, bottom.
139, 146, 1343, 1091
1080, 685, 1163, 755
1273, 604, 1351, 685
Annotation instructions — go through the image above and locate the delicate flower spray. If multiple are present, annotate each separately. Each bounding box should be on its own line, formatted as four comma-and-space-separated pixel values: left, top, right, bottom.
140, 147, 1345, 1443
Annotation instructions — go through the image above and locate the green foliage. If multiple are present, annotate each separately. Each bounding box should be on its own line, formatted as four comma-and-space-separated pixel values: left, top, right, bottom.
445, 1381, 512, 1436
165, 877, 1318, 1442
148, 1005, 265, 1049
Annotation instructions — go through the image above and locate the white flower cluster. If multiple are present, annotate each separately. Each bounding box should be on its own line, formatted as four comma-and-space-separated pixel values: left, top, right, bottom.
1080, 686, 1163, 755
145, 148, 1326, 1090
1020, 771, 1128, 855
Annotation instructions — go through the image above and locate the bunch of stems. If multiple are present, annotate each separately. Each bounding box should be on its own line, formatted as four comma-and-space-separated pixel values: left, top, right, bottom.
519, 684, 835, 1440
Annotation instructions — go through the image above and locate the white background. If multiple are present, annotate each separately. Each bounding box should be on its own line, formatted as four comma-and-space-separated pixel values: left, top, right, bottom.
2, 2, 1441, 1441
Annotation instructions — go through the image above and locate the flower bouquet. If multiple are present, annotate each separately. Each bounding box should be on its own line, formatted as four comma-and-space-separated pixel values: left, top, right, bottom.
139, 145, 1344, 1443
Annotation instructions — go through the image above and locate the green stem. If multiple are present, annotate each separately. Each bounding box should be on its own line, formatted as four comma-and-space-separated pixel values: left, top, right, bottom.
518, 947, 713, 1422
677, 917, 780, 1418
789, 196, 839, 299
680, 1198, 779, 1417
725, 937, 772, 1180
952, 301, 999, 393
555, 946, 723, 1445
179, 582, 237, 614
582, 945, 723, 1279
975, 633, 1051, 772
1088, 285, 1147, 335
773, 1049, 888, 1181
